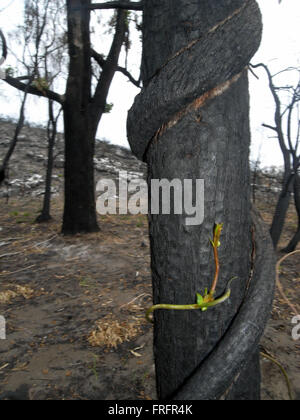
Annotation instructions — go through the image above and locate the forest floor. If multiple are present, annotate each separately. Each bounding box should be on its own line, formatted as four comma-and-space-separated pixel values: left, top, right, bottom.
0, 194, 299, 400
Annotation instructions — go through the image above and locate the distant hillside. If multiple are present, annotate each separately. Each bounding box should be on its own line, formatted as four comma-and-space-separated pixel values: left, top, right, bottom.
0, 118, 146, 199
0, 117, 286, 205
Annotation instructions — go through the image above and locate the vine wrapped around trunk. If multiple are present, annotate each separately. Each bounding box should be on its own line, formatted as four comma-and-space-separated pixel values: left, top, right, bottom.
127, 0, 275, 400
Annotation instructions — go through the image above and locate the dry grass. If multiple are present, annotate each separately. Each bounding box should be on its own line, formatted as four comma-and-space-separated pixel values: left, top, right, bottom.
88, 315, 142, 349
0, 284, 35, 304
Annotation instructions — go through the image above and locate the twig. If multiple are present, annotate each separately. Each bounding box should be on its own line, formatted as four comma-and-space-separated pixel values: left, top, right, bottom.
0, 237, 25, 242
276, 250, 300, 316
260, 351, 294, 400
32, 235, 57, 249
248, 65, 259, 80
0, 242, 9, 248
0, 235, 57, 259
0, 251, 21, 259
60, 291, 76, 299
0, 264, 36, 276
120, 293, 150, 309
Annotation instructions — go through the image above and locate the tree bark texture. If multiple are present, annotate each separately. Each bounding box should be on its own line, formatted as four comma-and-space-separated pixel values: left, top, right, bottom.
128, 0, 275, 400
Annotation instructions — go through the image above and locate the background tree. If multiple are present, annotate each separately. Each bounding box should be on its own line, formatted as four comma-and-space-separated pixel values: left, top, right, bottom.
0, 1, 65, 220
2, 0, 141, 234
0, 29, 8, 184
0, 5, 47, 186
0, 29, 7, 80
128, 0, 275, 400
36, 100, 63, 223
251, 63, 300, 251
250, 143, 263, 204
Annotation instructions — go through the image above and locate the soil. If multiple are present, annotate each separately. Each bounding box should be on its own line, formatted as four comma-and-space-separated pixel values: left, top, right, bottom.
0, 197, 155, 400
0, 119, 299, 400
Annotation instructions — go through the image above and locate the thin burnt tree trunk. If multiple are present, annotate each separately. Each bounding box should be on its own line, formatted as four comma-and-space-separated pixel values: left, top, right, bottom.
270, 172, 295, 249
250, 63, 296, 250
128, 0, 275, 400
0, 89, 29, 185
36, 100, 61, 223
282, 172, 300, 252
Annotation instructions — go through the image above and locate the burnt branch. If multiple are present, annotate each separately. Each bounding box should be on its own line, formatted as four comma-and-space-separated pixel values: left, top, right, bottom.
89, 1, 143, 11
91, 48, 141, 88
4, 75, 64, 104
116, 65, 141, 88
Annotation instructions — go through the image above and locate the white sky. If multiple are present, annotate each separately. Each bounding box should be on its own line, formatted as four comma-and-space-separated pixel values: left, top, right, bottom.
0, 0, 300, 169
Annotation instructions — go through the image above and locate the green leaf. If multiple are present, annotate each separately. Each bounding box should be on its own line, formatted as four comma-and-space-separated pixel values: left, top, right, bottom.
104, 102, 114, 113
196, 293, 203, 306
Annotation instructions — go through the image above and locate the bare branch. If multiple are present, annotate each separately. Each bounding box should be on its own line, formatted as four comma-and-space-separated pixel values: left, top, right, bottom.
4, 74, 64, 104
89, 1, 143, 11
248, 65, 259, 80
262, 123, 278, 132
251, 63, 289, 164
91, 48, 106, 67
91, 49, 141, 88
91, 9, 128, 114
116, 65, 141, 88
272, 67, 300, 78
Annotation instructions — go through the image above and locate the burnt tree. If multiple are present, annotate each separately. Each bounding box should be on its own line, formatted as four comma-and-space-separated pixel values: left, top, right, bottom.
36, 101, 62, 223
251, 63, 300, 251
2, 0, 141, 234
63, 0, 134, 233
128, 0, 275, 400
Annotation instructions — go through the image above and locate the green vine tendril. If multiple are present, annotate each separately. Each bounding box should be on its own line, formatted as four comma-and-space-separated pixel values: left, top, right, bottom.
146, 223, 238, 323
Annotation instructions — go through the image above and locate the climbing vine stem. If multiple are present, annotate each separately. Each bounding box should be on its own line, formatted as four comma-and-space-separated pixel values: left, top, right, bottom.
146, 223, 237, 323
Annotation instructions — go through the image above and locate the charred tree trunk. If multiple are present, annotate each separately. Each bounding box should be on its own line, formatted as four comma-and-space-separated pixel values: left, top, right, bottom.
270, 172, 295, 249
62, 0, 128, 234
62, 0, 99, 234
62, 112, 99, 234
36, 100, 61, 223
282, 172, 300, 253
0, 90, 29, 186
128, 0, 275, 400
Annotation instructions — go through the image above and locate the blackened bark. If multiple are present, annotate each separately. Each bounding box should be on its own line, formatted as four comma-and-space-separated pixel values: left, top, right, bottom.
63, 113, 99, 234
62, 0, 99, 234
128, 0, 275, 400
129, 0, 264, 160
173, 209, 275, 400
146, 73, 256, 399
